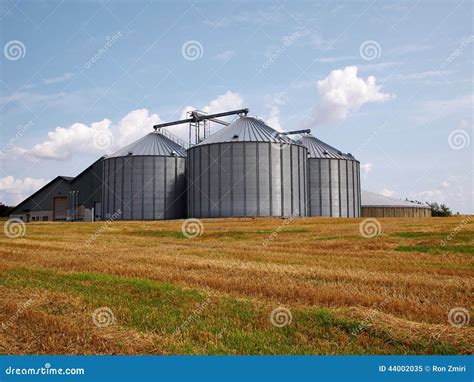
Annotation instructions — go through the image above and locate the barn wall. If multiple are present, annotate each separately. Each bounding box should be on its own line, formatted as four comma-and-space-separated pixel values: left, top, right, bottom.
361, 207, 432, 218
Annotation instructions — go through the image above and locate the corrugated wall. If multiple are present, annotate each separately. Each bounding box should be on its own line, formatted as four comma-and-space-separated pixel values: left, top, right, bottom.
102, 155, 186, 220
307, 158, 360, 217
187, 142, 307, 218
361, 207, 432, 218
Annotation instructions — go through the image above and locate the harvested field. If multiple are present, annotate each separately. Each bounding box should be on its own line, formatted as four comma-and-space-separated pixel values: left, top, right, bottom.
0, 216, 472, 355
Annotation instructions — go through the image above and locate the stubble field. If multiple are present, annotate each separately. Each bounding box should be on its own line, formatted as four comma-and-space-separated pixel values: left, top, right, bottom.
0, 216, 472, 355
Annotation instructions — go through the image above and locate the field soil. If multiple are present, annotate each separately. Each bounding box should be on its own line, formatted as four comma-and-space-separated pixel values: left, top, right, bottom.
0, 216, 472, 355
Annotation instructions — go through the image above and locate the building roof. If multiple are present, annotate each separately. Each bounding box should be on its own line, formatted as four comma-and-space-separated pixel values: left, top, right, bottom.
196, 116, 295, 145
361, 190, 430, 208
70, 157, 104, 184
10, 176, 73, 214
107, 132, 187, 158
298, 134, 356, 160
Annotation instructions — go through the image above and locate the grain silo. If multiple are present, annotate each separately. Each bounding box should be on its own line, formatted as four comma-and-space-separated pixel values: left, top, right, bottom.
102, 132, 187, 220
299, 134, 360, 217
187, 116, 308, 218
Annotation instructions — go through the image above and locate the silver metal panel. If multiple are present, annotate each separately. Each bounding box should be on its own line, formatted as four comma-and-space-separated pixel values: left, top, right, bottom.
270, 144, 282, 216
231, 143, 245, 216
209, 144, 220, 217
200, 146, 210, 217
103, 160, 109, 217
154, 157, 165, 219
192, 148, 200, 218
220, 143, 233, 217
122, 157, 132, 219
330, 160, 340, 217
131, 157, 143, 220
245, 142, 258, 216
143, 157, 154, 219
308, 159, 321, 216
258, 143, 270, 216
347, 162, 354, 218
176, 158, 186, 219
281, 147, 292, 216
165, 157, 176, 219
114, 158, 122, 216
319, 159, 331, 216
339, 160, 348, 217
291, 146, 299, 216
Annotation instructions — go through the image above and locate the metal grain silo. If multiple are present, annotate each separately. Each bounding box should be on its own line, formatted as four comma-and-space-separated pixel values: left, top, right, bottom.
187, 116, 307, 218
299, 134, 360, 218
102, 132, 187, 220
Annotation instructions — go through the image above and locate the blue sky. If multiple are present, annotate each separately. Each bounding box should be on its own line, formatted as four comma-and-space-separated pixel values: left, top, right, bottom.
0, 0, 472, 212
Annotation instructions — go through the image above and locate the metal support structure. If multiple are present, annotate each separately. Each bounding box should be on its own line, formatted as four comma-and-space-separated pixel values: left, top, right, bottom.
281, 129, 311, 135
153, 108, 249, 147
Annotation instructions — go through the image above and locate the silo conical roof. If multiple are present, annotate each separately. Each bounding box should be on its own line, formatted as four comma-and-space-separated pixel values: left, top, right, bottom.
196, 116, 294, 145
108, 132, 187, 158
298, 134, 355, 160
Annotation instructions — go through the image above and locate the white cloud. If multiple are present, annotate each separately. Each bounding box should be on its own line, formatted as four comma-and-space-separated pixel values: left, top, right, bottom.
0, 176, 47, 205
313, 66, 393, 125
213, 50, 236, 61
7, 109, 161, 160
381, 188, 396, 197
361, 163, 373, 175
264, 93, 286, 131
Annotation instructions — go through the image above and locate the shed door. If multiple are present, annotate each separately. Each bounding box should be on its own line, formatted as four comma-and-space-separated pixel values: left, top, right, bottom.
53, 197, 67, 221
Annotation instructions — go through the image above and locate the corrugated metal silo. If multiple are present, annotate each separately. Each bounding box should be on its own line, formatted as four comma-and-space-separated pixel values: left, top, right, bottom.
187, 117, 308, 218
299, 135, 360, 217
102, 132, 187, 220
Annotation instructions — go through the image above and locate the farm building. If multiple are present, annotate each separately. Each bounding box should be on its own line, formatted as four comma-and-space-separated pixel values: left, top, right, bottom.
361, 190, 431, 218
9, 176, 73, 222
8, 108, 370, 222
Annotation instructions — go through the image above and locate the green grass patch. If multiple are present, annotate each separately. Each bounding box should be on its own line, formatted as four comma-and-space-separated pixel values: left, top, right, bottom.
396, 245, 474, 255
0, 268, 461, 355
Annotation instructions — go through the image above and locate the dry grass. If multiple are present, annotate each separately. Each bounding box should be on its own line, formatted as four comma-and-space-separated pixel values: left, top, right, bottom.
0, 216, 472, 354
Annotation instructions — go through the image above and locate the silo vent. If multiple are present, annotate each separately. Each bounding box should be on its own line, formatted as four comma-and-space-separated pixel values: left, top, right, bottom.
127, 151, 133, 156
232, 134, 239, 140
323, 150, 329, 155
